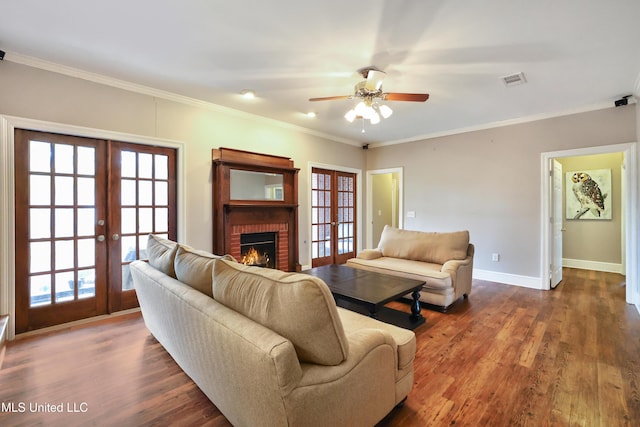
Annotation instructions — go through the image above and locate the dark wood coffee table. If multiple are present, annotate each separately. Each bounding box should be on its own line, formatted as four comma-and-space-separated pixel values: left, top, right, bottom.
303, 264, 425, 329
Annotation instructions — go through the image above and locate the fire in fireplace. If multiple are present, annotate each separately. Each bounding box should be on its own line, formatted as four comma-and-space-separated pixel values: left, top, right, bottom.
240, 232, 277, 269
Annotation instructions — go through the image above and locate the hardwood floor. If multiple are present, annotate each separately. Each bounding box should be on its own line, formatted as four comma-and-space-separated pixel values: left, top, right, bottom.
1, 268, 638, 426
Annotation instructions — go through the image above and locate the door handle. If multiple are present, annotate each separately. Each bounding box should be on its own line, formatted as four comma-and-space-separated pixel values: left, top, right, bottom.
112, 234, 120, 241
97, 235, 105, 242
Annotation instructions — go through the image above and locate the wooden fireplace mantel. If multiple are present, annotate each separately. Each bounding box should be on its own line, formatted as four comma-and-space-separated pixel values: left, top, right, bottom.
212, 148, 300, 271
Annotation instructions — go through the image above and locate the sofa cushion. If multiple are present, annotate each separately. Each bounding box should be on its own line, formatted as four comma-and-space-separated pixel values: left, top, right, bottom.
174, 245, 236, 297
147, 234, 178, 278
378, 226, 469, 265
212, 259, 349, 366
347, 256, 452, 290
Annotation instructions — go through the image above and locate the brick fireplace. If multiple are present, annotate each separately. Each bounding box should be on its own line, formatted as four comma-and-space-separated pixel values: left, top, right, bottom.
231, 224, 288, 270
212, 148, 300, 272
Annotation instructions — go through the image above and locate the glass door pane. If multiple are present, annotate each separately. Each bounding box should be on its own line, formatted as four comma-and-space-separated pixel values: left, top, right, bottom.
27, 140, 99, 306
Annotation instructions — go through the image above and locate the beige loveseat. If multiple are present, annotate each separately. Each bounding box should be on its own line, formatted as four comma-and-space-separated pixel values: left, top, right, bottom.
131, 235, 416, 427
347, 226, 474, 311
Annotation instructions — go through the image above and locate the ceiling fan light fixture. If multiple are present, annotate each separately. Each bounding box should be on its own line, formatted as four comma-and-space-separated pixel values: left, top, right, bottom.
369, 111, 381, 125
378, 104, 393, 119
344, 109, 357, 122
354, 101, 368, 117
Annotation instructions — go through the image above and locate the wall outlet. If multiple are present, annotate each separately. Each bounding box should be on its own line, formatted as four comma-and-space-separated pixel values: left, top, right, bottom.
407, 211, 416, 218
492, 253, 500, 262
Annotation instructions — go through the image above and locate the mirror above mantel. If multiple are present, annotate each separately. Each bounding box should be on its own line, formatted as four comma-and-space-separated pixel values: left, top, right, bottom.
230, 169, 284, 201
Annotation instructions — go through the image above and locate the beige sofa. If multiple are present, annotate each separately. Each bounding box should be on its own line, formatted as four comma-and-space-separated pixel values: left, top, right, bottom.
131, 235, 416, 427
347, 226, 474, 311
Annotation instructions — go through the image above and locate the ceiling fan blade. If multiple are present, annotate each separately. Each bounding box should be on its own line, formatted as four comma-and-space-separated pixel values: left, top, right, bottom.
308, 95, 352, 101
383, 92, 430, 102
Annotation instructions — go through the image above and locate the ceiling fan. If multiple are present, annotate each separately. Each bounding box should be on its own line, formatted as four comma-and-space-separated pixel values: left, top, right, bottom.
309, 67, 429, 125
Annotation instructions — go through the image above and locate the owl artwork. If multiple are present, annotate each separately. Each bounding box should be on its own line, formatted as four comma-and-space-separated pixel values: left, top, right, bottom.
570, 172, 607, 219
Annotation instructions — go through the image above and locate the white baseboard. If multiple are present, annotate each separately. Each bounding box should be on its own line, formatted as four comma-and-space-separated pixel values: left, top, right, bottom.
473, 269, 543, 290
562, 258, 624, 274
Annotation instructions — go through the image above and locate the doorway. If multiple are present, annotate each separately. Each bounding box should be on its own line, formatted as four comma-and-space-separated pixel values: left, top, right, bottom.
14, 129, 177, 333
541, 143, 637, 304
366, 168, 403, 248
310, 167, 357, 267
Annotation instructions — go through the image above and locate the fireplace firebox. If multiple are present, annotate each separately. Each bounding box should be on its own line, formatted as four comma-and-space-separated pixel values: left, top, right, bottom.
240, 232, 277, 269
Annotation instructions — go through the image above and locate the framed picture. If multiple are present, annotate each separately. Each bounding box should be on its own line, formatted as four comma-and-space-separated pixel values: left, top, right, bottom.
565, 168, 611, 220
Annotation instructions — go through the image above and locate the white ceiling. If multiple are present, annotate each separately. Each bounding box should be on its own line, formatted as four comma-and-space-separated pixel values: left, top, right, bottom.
1, 0, 640, 145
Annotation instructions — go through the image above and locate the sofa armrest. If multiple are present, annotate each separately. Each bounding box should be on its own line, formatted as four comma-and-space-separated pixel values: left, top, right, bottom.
297, 328, 397, 386
441, 251, 474, 298
357, 249, 383, 260
441, 255, 473, 274
290, 328, 399, 426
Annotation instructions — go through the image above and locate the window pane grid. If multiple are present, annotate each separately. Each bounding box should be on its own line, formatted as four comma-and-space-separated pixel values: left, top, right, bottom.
311, 171, 332, 260
120, 152, 172, 291
28, 142, 98, 307
337, 176, 355, 255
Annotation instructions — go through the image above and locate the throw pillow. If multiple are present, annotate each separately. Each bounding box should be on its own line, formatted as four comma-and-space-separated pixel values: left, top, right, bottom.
147, 234, 178, 278
174, 245, 235, 297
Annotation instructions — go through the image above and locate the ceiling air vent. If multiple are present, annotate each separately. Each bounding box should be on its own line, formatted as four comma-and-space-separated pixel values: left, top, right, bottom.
501, 72, 527, 86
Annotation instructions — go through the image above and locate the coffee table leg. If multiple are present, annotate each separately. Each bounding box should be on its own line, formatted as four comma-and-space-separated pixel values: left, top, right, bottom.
410, 290, 423, 322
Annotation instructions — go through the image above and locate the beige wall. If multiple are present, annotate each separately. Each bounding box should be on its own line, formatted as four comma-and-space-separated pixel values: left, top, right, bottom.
0, 61, 365, 267
558, 153, 623, 264
365, 107, 636, 278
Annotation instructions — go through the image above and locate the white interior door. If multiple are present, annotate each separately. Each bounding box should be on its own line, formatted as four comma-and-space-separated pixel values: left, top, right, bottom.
551, 159, 563, 288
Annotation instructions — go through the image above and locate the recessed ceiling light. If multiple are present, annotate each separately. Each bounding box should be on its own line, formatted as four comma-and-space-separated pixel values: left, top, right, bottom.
306, 112, 317, 118
240, 90, 255, 99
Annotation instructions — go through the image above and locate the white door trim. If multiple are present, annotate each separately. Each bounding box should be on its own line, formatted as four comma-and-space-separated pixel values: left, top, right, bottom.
540, 142, 638, 306
0, 115, 187, 340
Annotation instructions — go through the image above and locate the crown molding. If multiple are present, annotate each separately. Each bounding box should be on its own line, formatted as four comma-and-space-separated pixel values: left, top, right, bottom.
4, 50, 360, 147
368, 101, 618, 149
